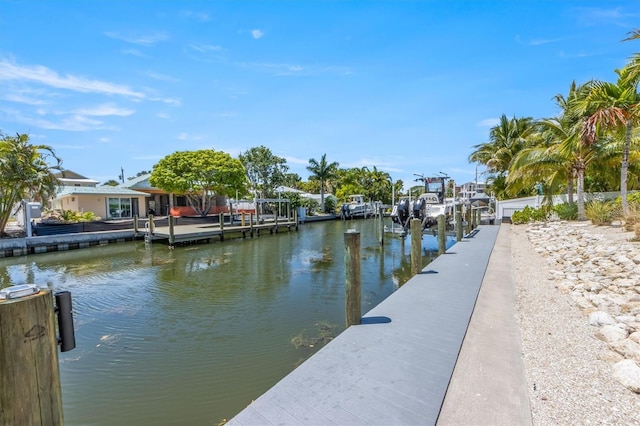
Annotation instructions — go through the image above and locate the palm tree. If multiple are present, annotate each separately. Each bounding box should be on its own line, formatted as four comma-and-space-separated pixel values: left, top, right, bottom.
307, 154, 339, 213
0, 133, 62, 235
469, 114, 537, 198
574, 66, 640, 216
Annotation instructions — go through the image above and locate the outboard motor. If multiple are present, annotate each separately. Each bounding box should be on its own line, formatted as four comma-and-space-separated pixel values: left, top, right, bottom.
341, 203, 350, 219
412, 198, 425, 221
393, 199, 410, 225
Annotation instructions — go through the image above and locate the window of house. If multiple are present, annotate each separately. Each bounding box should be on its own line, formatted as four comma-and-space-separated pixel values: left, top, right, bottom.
107, 198, 132, 218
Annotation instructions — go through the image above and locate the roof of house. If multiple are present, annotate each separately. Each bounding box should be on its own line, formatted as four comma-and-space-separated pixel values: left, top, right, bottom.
54, 186, 149, 198
54, 169, 99, 185
118, 173, 155, 190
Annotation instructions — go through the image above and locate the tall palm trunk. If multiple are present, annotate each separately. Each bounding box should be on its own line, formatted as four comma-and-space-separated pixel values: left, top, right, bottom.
567, 169, 575, 206
577, 165, 586, 221
621, 120, 632, 216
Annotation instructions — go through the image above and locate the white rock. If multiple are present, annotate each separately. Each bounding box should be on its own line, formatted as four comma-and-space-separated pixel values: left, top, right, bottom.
596, 325, 629, 343
589, 311, 615, 326
612, 359, 640, 393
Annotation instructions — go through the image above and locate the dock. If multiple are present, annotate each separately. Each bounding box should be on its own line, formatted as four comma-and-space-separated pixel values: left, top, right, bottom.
228, 224, 530, 425
148, 216, 299, 244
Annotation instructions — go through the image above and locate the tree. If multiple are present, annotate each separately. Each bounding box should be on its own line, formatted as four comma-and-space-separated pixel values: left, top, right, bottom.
0, 133, 62, 235
307, 154, 339, 212
574, 66, 640, 216
469, 115, 537, 199
239, 146, 289, 199
149, 149, 247, 217
102, 179, 120, 187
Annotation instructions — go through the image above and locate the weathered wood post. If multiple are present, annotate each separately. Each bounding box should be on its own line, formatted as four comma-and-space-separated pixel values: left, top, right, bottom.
344, 229, 361, 327
134, 215, 139, 235
477, 209, 482, 227
455, 208, 463, 242
250, 213, 254, 237
0, 290, 64, 426
168, 215, 175, 247
294, 209, 298, 231
379, 206, 384, 246
464, 208, 471, 235
219, 212, 224, 231
410, 218, 422, 276
149, 214, 155, 234
438, 214, 446, 255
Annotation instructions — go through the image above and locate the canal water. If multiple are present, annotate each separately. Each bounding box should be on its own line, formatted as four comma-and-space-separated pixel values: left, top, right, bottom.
0, 218, 455, 425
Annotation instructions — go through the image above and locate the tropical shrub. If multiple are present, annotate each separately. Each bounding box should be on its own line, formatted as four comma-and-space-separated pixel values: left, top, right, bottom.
554, 203, 578, 221
42, 209, 101, 223
511, 206, 548, 224
323, 195, 337, 214
585, 200, 615, 226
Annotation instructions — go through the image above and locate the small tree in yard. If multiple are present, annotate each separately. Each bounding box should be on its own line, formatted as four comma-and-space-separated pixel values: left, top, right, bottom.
150, 149, 247, 217
0, 133, 62, 236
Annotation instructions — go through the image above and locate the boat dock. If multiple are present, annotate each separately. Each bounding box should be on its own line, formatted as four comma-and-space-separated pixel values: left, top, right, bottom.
228, 224, 531, 425
147, 216, 299, 244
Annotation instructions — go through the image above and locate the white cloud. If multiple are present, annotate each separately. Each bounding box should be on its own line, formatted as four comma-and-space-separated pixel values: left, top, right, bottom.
189, 44, 224, 53
122, 48, 146, 57
478, 118, 500, 127
251, 29, 264, 39
145, 71, 179, 82
181, 10, 210, 22
72, 103, 134, 117
99, 137, 111, 143
0, 60, 146, 99
156, 112, 170, 119
2, 93, 47, 105
104, 31, 169, 46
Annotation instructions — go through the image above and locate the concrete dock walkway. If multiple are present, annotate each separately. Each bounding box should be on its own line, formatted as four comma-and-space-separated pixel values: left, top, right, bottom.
229, 225, 531, 425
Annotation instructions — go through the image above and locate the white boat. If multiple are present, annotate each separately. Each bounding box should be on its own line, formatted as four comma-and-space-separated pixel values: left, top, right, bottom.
340, 195, 373, 219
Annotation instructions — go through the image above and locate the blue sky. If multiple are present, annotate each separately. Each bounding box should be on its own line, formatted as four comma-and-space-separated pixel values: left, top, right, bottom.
1, 1, 638, 190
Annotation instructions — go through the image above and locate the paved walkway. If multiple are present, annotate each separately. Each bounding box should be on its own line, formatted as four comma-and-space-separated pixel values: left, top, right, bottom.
437, 225, 532, 425
228, 225, 531, 425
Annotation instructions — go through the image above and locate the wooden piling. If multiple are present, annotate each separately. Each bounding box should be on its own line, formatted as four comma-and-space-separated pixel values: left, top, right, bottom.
438, 214, 446, 255
410, 218, 422, 276
464, 208, 471, 235
344, 229, 361, 327
250, 213, 254, 237
455, 209, 463, 242
241, 212, 246, 227
0, 290, 64, 426
134, 215, 139, 234
168, 215, 175, 246
149, 214, 155, 234
379, 206, 384, 246
219, 212, 224, 231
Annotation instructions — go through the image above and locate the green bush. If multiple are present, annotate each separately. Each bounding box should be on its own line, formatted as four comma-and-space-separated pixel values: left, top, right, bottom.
554, 203, 578, 220
511, 206, 548, 224
324, 195, 337, 214
585, 200, 615, 225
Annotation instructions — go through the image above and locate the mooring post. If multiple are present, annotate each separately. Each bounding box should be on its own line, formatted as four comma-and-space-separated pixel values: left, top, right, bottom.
294, 210, 298, 231
250, 213, 254, 237
438, 214, 446, 255
464, 208, 471, 235
219, 212, 224, 231
455, 208, 463, 241
477, 209, 482, 227
149, 214, 155, 234
134, 215, 139, 235
410, 218, 422, 276
344, 229, 361, 327
379, 206, 384, 246
0, 290, 64, 426
168, 215, 175, 246
241, 212, 246, 227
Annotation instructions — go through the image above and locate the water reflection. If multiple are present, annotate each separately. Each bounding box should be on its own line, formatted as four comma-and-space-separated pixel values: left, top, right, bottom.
0, 219, 455, 425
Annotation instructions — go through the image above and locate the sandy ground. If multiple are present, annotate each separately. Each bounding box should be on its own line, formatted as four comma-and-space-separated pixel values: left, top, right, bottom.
511, 222, 640, 425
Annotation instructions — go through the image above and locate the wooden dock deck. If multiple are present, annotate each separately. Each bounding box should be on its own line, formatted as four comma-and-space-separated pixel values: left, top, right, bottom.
148, 218, 299, 244
228, 225, 501, 425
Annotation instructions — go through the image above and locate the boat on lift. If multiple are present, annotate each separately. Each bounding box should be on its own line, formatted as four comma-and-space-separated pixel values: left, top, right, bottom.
389, 176, 455, 234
